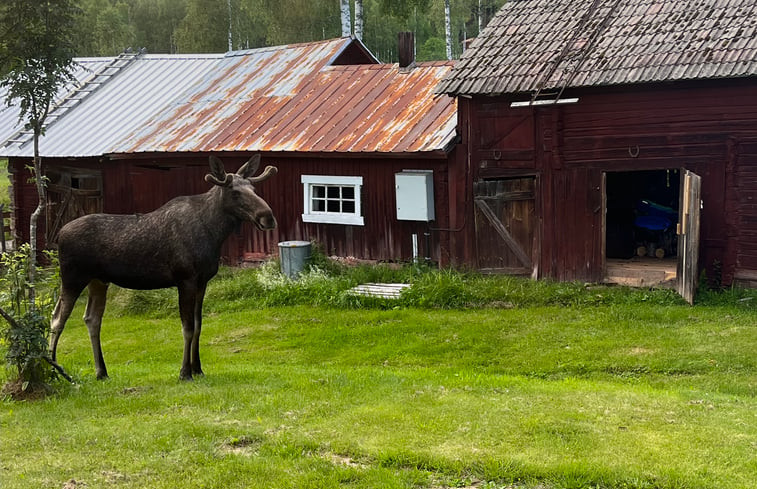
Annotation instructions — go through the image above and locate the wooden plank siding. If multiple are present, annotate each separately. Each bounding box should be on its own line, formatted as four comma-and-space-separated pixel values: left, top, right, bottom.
733, 139, 757, 285
461, 80, 757, 285
9, 151, 457, 267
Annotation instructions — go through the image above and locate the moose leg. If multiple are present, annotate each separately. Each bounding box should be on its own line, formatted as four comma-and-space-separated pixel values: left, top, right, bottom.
50, 283, 87, 362
84, 280, 110, 380
178, 283, 197, 381
190, 284, 207, 376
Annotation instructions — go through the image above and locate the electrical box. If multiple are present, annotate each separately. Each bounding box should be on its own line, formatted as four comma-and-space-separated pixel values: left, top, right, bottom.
395, 170, 435, 221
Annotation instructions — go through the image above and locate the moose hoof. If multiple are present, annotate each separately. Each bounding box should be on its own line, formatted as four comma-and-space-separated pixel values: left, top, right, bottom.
96, 372, 109, 380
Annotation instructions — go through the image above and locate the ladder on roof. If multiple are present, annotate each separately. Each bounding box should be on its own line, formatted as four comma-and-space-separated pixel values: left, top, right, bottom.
3, 48, 142, 149
530, 0, 621, 104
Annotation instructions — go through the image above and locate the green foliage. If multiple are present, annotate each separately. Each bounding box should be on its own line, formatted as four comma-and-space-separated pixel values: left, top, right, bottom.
3, 309, 49, 388
0, 245, 60, 392
0, 159, 9, 208
417, 36, 446, 61
131, 0, 187, 53
174, 0, 230, 52
66, 0, 507, 60
0, 0, 80, 131
74, 0, 137, 56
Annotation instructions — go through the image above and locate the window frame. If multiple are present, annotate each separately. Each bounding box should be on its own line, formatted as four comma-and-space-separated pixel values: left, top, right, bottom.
301, 175, 364, 226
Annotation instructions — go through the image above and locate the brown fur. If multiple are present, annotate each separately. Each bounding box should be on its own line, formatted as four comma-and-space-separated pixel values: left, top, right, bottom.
49, 155, 277, 380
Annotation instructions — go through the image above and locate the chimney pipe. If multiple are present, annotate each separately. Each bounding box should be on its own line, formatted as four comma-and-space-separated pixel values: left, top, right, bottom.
398, 32, 415, 70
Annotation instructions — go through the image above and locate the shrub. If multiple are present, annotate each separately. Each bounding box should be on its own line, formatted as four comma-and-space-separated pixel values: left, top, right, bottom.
0, 245, 60, 398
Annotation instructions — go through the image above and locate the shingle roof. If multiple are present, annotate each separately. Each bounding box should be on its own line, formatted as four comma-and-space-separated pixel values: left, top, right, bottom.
1, 38, 456, 158
437, 0, 757, 96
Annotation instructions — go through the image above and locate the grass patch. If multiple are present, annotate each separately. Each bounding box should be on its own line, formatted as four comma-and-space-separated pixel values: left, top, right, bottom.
0, 158, 9, 208
1, 264, 756, 488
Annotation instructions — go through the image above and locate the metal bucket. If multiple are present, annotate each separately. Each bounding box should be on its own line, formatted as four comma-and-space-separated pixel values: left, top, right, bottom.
278, 241, 312, 279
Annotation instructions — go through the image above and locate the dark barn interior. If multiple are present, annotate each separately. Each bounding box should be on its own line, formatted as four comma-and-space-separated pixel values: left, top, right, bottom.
605, 169, 681, 260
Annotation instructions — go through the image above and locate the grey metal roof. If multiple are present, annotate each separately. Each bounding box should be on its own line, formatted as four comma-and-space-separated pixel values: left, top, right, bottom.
1, 53, 222, 157
437, 0, 757, 96
0, 58, 115, 151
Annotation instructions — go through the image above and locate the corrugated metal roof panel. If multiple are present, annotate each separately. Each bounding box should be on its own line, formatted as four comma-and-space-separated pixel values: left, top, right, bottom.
1, 54, 223, 157
0, 57, 115, 152
116, 59, 456, 155
438, 0, 757, 96
1, 38, 456, 158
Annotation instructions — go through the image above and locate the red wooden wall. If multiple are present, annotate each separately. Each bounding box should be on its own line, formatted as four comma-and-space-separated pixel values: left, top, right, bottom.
9, 151, 458, 266
460, 79, 757, 285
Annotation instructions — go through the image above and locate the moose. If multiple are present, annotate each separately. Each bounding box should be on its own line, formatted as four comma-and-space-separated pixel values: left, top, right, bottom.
49, 155, 277, 380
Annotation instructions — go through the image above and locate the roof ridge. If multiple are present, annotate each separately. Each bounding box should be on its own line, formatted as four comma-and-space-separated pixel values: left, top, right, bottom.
226, 37, 350, 58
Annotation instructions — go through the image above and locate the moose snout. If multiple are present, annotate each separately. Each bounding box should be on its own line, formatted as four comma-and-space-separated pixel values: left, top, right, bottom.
255, 213, 277, 230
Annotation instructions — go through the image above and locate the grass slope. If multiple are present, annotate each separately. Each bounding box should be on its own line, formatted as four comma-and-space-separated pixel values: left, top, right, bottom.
1, 268, 756, 489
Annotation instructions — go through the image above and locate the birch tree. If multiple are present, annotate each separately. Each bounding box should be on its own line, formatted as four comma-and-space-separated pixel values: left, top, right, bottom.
355, 0, 364, 40
444, 0, 452, 60
340, 0, 351, 36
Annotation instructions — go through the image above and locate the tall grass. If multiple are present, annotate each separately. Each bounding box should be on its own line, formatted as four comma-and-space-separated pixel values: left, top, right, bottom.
105, 252, 752, 319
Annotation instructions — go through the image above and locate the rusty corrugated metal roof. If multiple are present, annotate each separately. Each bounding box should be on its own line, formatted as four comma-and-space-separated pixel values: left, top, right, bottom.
437, 0, 757, 96
116, 60, 456, 155
1, 37, 456, 158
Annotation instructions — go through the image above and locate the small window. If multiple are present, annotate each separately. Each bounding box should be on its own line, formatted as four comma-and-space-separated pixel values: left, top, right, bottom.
301, 175, 364, 226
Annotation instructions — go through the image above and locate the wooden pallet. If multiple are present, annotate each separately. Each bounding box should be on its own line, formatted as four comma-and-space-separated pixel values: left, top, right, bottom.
348, 283, 411, 299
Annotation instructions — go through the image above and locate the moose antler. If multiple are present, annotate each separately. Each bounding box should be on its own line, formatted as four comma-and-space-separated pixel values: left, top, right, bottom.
204, 172, 233, 186
205, 155, 234, 186
249, 165, 278, 183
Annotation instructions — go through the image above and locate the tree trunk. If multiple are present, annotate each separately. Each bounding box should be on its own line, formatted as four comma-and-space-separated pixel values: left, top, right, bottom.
445, 0, 452, 60
354, 0, 364, 40
28, 132, 46, 308
227, 0, 233, 51
340, 0, 351, 37
478, 0, 482, 34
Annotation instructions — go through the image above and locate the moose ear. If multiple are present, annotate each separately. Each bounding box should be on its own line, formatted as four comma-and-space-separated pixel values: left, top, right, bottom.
205, 156, 232, 186
237, 154, 261, 179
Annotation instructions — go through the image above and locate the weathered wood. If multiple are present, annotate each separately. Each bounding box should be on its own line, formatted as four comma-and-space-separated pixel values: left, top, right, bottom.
349, 283, 410, 299
474, 197, 532, 269
676, 170, 702, 304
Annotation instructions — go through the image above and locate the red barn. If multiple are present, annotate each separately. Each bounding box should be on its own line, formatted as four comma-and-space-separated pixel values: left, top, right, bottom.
1, 38, 460, 266
437, 0, 757, 300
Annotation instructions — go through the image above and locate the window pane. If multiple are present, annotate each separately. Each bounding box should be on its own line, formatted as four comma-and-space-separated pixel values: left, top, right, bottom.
312, 185, 325, 199
327, 200, 340, 212
312, 199, 325, 212
327, 186, 340, 199
342, 201, 355, 213
342, 186, 354, 199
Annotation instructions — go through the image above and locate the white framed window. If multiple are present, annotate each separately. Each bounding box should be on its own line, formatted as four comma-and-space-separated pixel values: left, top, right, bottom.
301, 175, 364, 226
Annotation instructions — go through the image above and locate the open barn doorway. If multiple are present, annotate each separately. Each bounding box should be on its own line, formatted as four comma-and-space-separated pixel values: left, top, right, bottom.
604, 169, 680, 287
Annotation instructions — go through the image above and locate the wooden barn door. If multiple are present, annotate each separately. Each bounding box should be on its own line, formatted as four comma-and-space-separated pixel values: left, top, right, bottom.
474, 177, 538, 275
676, 170, 701, 304
46, 169, 103, 245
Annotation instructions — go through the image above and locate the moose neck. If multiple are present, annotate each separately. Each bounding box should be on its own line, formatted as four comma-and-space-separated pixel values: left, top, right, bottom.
202, 186, 243, 249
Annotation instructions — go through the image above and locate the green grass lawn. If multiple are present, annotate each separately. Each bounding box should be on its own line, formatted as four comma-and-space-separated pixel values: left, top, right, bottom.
1, 267, 756, 488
